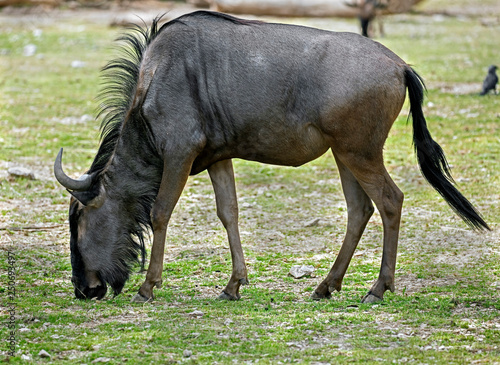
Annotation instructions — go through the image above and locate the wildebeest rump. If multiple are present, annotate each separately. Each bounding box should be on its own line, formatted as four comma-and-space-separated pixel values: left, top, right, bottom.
54, 11, 490, 303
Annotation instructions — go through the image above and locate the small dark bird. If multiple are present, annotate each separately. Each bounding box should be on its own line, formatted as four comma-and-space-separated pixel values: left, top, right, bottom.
480, 65, 498, 95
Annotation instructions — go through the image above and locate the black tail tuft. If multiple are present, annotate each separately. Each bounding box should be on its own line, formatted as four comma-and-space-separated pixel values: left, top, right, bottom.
405, 68, 490, 231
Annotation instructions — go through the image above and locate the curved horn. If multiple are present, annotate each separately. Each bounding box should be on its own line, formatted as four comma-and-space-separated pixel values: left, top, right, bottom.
54, 148, 93, 191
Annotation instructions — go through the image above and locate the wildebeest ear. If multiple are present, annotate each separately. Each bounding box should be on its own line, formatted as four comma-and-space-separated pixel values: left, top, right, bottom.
68, 184, 105, 208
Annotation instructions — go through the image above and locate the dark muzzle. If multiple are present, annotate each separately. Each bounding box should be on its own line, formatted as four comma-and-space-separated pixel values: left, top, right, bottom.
71, 276, 108, 300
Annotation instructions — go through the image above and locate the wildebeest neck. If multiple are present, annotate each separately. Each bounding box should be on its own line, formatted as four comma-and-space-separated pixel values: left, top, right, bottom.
104, 121, 163, 200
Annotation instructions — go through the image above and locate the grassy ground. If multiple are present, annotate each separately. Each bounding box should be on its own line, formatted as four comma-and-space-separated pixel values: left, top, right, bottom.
0, 2, 499, 364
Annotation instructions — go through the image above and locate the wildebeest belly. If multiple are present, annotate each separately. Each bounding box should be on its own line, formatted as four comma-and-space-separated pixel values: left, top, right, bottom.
190, 121, 330, 174
236, 120, 330, 165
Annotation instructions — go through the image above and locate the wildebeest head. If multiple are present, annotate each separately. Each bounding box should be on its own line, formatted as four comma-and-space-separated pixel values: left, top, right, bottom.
55, 149, 147, 300
52, 18, 165, 300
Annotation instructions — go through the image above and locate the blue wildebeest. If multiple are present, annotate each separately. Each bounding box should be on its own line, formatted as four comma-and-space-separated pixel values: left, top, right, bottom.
54, 11, 489, 303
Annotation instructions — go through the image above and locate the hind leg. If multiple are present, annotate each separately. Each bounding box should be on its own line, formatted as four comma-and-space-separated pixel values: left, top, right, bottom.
312, 152, 374, 299
335, 152, 404, 303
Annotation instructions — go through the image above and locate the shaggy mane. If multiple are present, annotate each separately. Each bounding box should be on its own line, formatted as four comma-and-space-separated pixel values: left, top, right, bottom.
89, 16, 165, 176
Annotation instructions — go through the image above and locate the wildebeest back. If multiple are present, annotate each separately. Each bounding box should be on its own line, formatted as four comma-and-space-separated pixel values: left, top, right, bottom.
136, 12, 407, 172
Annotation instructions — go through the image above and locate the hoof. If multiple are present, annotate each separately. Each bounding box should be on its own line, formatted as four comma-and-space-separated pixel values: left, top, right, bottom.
131, 293, 152, 303
310, 290, 332, 301
239, 278, 249, 285
361, 293, 383, 304
218, 291, 241, 301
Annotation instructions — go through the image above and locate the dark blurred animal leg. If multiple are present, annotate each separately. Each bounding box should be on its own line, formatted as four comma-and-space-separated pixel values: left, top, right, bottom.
312, 153, 374, 300
360, 17, 370, 37
208, 159, 248, 300
132, 158, 194, 303
336, 152, 403, 303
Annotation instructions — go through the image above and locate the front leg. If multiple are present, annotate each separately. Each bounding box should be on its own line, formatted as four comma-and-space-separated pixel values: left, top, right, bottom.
131, 158, 193, 303
208, 159, 248, 300
132, 227, 167, 303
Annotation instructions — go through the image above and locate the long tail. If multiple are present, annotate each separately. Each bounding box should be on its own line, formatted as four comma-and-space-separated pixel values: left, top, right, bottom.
405, 68, 490, 231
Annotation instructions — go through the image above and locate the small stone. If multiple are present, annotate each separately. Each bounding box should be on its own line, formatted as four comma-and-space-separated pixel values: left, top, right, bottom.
8, 167, 35, 180
289, 265, 315, 279
21, 354, 32, 360
183, 349, 193, 358
304, 218, 320, 227
58, 114, 93, 125
38, 350, 51, 358
23, 44, 37, 57
92, 357, 111, 363
71, 60, 85, 68
187, 310, 204, 318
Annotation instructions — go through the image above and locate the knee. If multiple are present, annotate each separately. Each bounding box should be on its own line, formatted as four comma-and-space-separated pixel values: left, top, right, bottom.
384, 188, 404, 219
394, 188, 404, 207
151, 205, 169, 231
364, 201, 375, 219
348, 199, 374, 223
